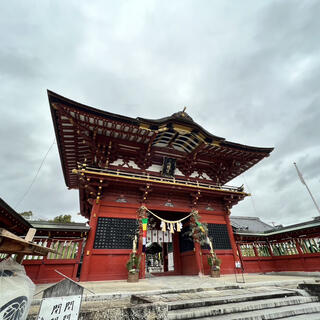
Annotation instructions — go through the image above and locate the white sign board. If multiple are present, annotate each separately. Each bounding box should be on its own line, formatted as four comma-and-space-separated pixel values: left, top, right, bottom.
168, 252, 174, 271
38, 295, 81, 320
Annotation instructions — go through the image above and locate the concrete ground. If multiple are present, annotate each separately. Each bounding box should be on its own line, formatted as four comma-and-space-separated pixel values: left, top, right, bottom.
34, 272, 320, 300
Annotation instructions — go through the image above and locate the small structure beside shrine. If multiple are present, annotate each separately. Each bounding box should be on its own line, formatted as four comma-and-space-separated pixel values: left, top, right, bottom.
48, 90, 273, 281
0, 198, 55, 263
0, 198, 57, 320
0, 197, 89, 284
234, 215, 320, 274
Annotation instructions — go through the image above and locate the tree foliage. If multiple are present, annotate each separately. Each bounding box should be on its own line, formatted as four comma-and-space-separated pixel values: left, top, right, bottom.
51, 214, 73, 223
19, 211, 75, 223
20, 211, 33, 220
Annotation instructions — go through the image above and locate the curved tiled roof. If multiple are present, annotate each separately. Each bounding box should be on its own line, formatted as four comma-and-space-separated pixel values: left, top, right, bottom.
231, 216, 273, 233
48, 90, 273, 188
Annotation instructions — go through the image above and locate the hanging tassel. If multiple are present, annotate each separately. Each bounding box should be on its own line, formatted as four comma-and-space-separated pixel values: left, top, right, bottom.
170, 223, 174, 233
176, 222, 181, 232
161, 221, 166, 232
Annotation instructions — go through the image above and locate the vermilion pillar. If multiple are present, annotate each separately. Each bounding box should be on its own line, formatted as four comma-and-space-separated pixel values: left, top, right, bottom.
194, 241, 203, 275
138, 205, 146, 279
173, 233, 182, 274
225, 213, 240, 267
80, 202, 100, 281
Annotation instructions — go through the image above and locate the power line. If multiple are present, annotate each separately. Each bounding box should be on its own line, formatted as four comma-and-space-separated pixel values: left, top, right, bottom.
15, 140, 56, 210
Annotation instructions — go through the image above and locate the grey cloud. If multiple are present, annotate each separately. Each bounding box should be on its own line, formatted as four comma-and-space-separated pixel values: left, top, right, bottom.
1, 1, 319, 226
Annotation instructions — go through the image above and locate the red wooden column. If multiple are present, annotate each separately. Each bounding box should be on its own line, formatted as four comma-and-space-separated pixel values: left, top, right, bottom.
190, 213, 203, 275
266, 241, 274, 257
236, 243, 242, 259
138, 205, 146, 279
225, 213, 240, 265
173, 232, 182, 274
194, 241, 202, 275
138, 245, 146, 279
236, 242, 245, 270
80, 202, 100, 281
72, 239, 84, 279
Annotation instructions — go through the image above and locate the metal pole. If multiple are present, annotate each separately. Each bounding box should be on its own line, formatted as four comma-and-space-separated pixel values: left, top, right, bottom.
303, 183, 320, 215
294, 162, 320, 215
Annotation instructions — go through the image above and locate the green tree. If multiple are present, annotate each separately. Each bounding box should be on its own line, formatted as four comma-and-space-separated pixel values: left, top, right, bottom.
52, 214, 73, 223
20, 211, 33, 220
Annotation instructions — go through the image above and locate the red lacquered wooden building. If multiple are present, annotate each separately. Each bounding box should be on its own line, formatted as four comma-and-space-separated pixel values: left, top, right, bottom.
233, 216, 320, 274
48, 90, 273, 281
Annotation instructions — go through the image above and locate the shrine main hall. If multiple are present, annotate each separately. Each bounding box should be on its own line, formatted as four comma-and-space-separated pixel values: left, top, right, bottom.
48, 90, 273, 281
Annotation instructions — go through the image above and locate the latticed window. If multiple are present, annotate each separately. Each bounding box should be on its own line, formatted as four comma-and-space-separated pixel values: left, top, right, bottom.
47, 240, 80, 260
21, 238, 81, 260
239, 243, 255, 257
0, 253, 8, 260
298, 237, 320, 254
270, 240, 298, 256
256, 242, 271, 256
1, 238, 81, 261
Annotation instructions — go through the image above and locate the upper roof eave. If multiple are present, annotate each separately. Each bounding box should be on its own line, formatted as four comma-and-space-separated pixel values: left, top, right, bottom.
221, 140, 274, 154
48, 90, 140, 126
48, 90, 274, 154
47, 90, 274, 189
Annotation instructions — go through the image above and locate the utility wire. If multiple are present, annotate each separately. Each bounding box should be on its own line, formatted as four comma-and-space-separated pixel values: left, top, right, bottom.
15, 140, 56, 210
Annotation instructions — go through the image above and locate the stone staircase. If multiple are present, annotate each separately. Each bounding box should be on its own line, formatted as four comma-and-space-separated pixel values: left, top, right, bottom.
166, 289, 320, 320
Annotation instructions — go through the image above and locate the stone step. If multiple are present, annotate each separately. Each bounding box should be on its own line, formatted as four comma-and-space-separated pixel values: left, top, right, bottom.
168, 289, 299, 311
168, 296, 319, 320
194, 302, 320, 320
280, 313, 320, 320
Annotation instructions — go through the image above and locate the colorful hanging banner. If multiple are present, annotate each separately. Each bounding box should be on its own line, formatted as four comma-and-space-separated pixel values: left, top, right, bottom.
196, 221, 205, 233
142, 218, 148, 252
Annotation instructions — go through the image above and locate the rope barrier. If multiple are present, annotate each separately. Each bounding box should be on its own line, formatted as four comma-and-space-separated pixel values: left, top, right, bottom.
142, 206, 193, 224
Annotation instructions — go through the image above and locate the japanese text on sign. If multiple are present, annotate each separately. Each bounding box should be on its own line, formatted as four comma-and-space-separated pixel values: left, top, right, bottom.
38, 295, 81, 320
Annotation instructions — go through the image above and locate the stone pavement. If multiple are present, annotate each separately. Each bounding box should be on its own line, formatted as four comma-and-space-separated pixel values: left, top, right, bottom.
33, 272, 320, 301
28, 273, 320, 320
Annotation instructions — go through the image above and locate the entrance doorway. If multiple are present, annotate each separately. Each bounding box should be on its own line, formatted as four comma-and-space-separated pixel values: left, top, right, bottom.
145, 210, 190, 276
146, 233, 174, 274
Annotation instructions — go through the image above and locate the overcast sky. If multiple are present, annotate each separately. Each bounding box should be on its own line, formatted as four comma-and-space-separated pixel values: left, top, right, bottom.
1, 1, 319, 226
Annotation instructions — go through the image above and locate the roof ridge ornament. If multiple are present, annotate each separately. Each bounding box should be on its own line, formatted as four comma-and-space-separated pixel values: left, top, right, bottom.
172, 106, 194, 122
